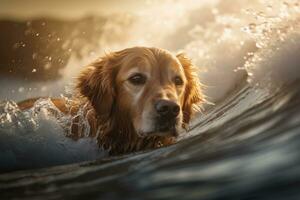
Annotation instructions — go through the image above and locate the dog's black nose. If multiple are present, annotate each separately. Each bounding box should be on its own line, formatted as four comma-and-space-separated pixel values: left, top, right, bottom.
155, 99, 180, 118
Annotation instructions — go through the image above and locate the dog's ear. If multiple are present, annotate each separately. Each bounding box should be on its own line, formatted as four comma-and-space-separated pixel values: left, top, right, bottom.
176, 53, 204, 125
76, 54, 118, 119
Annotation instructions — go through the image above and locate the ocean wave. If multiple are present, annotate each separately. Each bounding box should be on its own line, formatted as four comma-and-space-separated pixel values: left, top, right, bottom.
0, 99, 106, 171
0, 0, 300, 173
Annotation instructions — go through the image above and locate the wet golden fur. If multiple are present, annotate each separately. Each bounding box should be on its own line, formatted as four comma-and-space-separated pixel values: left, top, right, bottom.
18, 47, 204, 155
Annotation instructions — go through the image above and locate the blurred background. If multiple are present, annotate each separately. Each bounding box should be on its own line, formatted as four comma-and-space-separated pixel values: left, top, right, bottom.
0, 0, 259, 103
0, 0, 299, 103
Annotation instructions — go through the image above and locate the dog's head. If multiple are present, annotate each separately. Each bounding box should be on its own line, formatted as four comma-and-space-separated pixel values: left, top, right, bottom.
77, 47, 203, 137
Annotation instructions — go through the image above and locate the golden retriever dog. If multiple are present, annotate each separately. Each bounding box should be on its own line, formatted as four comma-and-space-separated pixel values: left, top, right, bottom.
18, 47, 204, 155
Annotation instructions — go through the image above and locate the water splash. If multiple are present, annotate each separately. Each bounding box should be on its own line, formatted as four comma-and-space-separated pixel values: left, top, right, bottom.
240, 1, 300, 89
0, 99, 106, 171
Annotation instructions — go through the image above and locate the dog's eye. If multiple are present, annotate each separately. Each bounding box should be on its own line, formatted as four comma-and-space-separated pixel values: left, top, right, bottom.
174, 76, 184, 86
128, 73, 147, 85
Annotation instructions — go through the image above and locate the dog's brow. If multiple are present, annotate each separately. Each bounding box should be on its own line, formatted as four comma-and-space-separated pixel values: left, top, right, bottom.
170, 63, 186, 80
126, 67, 150, 77
171, 62, 184, 73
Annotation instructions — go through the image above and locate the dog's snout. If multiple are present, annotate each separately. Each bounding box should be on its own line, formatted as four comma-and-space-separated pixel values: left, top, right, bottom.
155, 99, 180, 118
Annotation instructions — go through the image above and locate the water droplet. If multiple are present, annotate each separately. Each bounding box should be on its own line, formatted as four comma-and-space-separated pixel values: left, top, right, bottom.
18, 87, 25, 93
32, 53, 38, 59
266, 5, 273, 11
249, 23, 256, 31
255, 42, 263, 49
282, 2, 289, 8
212, 8, 219, 15
44, 63, 51, 70
41, 86, 47, 92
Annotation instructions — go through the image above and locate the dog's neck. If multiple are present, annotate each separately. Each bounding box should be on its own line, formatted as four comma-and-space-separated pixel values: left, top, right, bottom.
95, 104, 175, 155
66, 98, 175, 155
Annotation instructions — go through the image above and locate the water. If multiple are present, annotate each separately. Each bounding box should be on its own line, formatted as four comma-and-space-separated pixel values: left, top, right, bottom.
1, 0, 300, 199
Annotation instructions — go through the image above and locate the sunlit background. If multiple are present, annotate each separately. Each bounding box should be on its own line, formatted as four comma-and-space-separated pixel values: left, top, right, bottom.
0, 0, 299, 102
0, 0, 144, 18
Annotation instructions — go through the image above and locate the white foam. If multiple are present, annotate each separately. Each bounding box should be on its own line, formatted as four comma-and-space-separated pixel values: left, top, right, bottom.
0, 100, 107, 170
92, 0, 300, 102
245, 28, 300, 89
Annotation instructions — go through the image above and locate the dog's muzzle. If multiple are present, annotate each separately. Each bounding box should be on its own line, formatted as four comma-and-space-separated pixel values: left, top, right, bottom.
154, 99, 180, 136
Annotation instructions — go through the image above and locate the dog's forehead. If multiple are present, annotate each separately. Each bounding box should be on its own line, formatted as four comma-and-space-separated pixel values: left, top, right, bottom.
118, 50, 183, 76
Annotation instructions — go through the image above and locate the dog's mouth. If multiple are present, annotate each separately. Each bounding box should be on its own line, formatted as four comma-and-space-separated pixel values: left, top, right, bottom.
156, 120, 177, 134
138, 118, 179, 138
